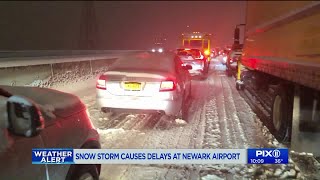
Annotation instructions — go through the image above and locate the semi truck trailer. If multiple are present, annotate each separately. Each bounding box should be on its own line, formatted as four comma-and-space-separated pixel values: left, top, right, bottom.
235, 1, 320, 156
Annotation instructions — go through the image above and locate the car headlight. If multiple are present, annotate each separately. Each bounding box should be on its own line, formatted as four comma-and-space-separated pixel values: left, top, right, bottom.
152, 49, 156, 52
158, 48, 163, 53
223, 56, 227, 61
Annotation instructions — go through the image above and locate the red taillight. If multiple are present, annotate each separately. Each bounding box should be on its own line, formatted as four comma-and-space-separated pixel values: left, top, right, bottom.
96, 75, 107, 90
160, 80, 176, 92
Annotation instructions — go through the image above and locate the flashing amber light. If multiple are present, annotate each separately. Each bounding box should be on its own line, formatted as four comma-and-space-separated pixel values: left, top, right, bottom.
204, 50, 210, 56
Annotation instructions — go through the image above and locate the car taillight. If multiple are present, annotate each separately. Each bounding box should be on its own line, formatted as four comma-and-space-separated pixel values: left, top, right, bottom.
96, 75, 107, 90
160, 80, 175, 91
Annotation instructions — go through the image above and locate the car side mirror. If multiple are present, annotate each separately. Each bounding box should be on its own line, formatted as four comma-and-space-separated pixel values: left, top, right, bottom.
182, 64, 192, 70
7, 95, 44, 137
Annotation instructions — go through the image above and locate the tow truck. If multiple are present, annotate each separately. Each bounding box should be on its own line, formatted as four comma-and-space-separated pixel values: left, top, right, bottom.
180, 32, 212, 76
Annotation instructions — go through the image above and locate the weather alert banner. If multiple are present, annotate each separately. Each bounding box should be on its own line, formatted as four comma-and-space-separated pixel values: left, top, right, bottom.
32, 148, 74, 164
32, 148, 289, 164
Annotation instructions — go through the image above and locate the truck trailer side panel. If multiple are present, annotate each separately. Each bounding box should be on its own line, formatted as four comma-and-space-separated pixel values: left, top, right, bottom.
239, 1, 320, 157
242, 2, 320, 91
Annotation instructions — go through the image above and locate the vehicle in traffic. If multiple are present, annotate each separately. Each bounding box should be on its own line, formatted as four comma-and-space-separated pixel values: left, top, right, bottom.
210, 48, 219, 58
234, 1, 320, 156
96, 52, 192, 121
0, 86, 101, 180
180, 32, 212, 61
151, 34, 167, 53
176, 48, 209, 79
220, 49, 231, 65
226, 47, 242, 77
151, 44, 164, 53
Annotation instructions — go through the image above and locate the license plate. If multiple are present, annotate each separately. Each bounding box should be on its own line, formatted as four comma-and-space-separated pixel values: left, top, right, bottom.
123, 82, 141, 91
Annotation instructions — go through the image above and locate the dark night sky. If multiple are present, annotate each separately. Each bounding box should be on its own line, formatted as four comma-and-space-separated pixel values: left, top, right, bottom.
0, 1, 246, 50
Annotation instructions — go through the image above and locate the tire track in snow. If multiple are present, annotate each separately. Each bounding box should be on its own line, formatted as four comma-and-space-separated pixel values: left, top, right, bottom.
192, 74, 222, 149
214, 74, 233, 148
220, 76, 239, 148
226, 77, 269, 147
221, 76, 248, 148
162, 79, 210, 180
130, 114, 152, 130
175, 79, 207, 149
114, 114, 139, 129
202, 96, 221, 148
118, 113, 185, 179
163, 79, 211, 180
98, 113, 128, 129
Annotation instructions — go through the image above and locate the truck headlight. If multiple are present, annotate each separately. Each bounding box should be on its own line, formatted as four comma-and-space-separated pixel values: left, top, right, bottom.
158, 48, 163, 53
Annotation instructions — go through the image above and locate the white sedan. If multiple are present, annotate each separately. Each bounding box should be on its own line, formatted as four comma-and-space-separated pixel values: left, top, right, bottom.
96, 52, 193, 121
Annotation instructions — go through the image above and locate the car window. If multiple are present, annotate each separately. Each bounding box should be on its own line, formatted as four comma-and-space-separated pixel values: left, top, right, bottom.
191, 49, 201, 57
190, 40, 202, 47
178, 51, 188, 56
174, 56, 184, 73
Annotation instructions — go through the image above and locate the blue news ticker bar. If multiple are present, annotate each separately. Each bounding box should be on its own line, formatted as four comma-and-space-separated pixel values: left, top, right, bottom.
31, 148, 289, 165
247, 148, 289, 164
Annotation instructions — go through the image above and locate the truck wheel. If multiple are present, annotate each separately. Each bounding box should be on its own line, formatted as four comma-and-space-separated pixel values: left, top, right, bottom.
271, 85, 293, 143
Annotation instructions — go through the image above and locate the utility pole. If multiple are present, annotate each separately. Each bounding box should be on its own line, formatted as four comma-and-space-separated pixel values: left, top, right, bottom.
79, 1, 98, 50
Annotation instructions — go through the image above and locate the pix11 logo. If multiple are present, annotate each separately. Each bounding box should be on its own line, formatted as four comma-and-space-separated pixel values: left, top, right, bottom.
247, 148, 288, 164
256, 149, 281, 158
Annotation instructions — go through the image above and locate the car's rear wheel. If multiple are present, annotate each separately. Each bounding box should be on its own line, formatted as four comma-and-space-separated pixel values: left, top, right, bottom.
67, 164, 99, 180
176, 93, 189, 122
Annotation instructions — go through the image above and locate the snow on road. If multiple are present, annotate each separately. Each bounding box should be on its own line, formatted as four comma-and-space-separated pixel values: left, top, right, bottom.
15, 55, 315, 179
51, 60, 301, 180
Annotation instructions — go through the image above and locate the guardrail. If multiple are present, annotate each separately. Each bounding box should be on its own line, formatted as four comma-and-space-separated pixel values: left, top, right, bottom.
0, 50, 147, 87
0, 50, 144, 58
0, 50, 144, 68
